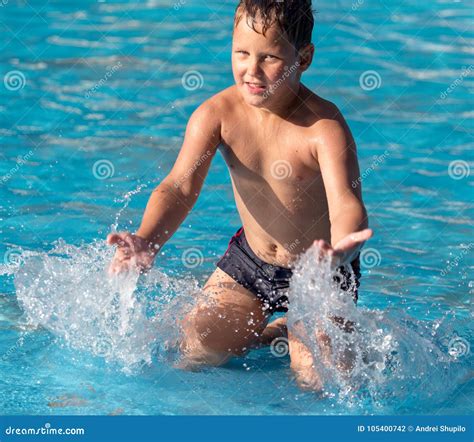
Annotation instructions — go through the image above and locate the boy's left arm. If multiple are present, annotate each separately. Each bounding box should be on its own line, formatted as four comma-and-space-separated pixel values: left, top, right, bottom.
312, 113, 372, 264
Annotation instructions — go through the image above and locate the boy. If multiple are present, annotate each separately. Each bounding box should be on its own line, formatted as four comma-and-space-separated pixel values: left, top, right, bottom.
107, 0, 372, 390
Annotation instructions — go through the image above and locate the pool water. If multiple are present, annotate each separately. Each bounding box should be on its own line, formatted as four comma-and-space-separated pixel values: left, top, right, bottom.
0, 0, 473, 415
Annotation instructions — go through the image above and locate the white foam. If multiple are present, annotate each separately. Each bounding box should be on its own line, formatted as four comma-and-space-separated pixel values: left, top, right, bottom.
1, 240, 470, 408
287, 244, 469, 408
2, 239, 198, 374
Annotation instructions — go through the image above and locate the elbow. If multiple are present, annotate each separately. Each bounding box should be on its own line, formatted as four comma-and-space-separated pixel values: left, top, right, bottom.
354, 203, 369, 231
160, 176, 200, 206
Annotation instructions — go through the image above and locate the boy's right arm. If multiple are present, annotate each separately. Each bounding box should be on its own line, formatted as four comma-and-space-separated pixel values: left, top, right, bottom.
107, 99, 222, 274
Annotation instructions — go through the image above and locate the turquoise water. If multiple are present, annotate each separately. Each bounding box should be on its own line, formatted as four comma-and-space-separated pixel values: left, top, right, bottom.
1, 0, 473, 415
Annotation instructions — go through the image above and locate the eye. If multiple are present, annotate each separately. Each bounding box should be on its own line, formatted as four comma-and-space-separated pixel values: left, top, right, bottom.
235, 50, 249, 55
264, 54, 279, 61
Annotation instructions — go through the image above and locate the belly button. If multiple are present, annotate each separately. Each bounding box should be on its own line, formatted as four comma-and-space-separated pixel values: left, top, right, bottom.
270, 244, 278, 252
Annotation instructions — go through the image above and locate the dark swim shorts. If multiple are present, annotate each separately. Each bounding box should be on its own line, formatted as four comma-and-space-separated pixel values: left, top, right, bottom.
216, 227, 361, 314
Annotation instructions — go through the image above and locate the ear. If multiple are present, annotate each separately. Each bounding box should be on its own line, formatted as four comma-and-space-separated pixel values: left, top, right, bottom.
297, 43, 314, 72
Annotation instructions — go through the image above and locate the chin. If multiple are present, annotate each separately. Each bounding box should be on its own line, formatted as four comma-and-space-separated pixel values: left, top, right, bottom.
243, 95, 267, 107
239, 86, 271, 107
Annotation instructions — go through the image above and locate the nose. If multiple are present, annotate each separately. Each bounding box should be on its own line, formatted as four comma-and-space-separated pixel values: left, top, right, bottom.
246, 56, 262, 78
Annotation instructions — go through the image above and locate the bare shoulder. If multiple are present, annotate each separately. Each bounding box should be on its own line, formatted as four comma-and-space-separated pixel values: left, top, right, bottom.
190, 86, 240, 133
211, 85, 243, 117
202, 86, 240, 114
189, 93, 222, 128
301, 88, 345, 133
301, 88, 354, 155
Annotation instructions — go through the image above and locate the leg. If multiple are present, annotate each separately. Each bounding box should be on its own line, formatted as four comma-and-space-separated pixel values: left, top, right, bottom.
254, 317, 346, 354
179, 267, 270, 369
288, 317, 357, 391
324, 316, 357, 372
288, 323, 324, 392
253, 316, 288, 348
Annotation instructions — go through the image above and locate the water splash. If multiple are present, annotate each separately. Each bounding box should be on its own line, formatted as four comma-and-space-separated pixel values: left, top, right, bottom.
1, 240, 199, 374
1, 240, 471, 410
111, 183, 150, 232
287, 245, 472, 410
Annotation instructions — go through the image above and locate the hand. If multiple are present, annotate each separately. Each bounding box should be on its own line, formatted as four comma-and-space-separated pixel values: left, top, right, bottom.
107, 232, 158, 275
313, 228, 373, 267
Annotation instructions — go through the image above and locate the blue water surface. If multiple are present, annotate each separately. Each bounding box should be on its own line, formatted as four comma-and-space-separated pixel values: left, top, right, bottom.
0, 0, 473, 415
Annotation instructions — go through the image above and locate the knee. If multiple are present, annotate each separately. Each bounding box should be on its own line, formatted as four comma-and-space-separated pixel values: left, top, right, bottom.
178, 343, 232, 370
288, 334, 324, 392
177, 310, 234, 369
194, 304, 263, 355
178, 331, 231, 369
290, 361, 323, 392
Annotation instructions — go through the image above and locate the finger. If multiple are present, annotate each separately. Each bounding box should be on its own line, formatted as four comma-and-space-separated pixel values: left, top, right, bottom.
334, 238, 355, 252
313, 239, 331, 250
349, 228, 373, 243
324, 243, 334, 256
335, 229, 373, 251
107, 232, 128, 246
107, 233, 122, 245
122, 232, 137, 253
313, 239, 334, 261
313, 240, 324, 260
107, 232, 135, 251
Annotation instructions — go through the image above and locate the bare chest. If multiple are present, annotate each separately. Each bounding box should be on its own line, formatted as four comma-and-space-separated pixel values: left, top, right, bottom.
219, 120, 319, 188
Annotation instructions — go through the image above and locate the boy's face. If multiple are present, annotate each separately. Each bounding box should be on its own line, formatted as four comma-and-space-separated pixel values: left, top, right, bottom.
232, 13, 303, 108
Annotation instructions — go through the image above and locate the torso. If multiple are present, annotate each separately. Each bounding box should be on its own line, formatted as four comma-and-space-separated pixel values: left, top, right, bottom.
215, 85, 338, 267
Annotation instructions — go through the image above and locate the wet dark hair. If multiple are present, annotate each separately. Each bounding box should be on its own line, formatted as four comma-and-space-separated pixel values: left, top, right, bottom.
234, 0, 314, 51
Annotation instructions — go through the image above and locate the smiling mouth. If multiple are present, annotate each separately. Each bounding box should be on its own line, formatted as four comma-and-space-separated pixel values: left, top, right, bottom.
246, 82, 265, 87
245, 82, 267, 93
